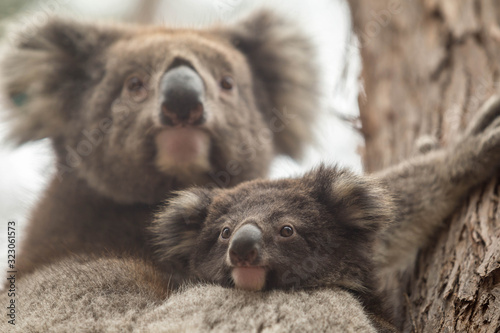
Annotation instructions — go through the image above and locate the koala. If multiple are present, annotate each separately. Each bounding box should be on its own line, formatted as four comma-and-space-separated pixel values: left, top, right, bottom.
152, 167, 397, 332
0, 10, 319, 275
151, 96, 500, 331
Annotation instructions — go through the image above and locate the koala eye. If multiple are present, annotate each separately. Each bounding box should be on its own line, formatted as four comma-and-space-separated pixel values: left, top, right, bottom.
125, 76, 148, 102
126, 76, 144, 91
221, 227, 231, 239
220, 76, 234, 90
280, 225, 294, 238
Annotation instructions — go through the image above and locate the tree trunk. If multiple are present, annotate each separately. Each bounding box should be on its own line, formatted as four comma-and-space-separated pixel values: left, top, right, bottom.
348, 1, 500, 332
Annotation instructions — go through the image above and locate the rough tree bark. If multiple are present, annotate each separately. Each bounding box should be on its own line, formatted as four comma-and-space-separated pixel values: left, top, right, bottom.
348, 1, 500, 332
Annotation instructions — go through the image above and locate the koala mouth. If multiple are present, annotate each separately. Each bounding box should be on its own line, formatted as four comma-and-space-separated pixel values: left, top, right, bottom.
231, 266, 267, 291
154, 127, 211, 175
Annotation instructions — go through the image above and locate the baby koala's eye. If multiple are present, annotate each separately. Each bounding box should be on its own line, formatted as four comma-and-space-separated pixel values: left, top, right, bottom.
125, 76, 148, 102
220, 227, 231, 239
280, 225, 294, 237
220, 75, 234, 90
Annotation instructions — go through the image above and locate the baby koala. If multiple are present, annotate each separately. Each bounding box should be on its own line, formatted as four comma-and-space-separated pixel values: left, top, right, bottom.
151, 96, 500, 330
152, 166, 395, 329
153, 166, 392, 294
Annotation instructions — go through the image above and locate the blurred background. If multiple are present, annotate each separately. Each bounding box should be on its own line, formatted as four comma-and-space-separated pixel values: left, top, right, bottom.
0, 0, 362, 259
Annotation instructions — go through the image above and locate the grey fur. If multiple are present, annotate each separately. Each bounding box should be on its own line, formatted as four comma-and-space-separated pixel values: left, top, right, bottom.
0, 256, 377, 332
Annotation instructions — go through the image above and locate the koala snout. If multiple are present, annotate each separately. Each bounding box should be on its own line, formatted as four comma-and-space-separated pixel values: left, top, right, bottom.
159, 65, 205, 127
229, 224, 262, 266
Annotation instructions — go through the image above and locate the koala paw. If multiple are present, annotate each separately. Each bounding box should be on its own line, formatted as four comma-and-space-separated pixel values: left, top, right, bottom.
436, 95, 500, 189
464, 95, 500, 137
458, 95, 500, 169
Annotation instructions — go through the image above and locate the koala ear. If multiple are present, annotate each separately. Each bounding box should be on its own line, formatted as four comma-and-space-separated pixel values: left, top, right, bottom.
307, 165, 395, 235
150, 188, 215, 270
0, 17, 123, 144
217, 10, 320, 159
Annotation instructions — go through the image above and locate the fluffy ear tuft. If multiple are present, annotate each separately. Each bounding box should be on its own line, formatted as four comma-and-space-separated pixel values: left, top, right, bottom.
306, 165, 395, 235
0, 17, 123, 144
150, 188, 214, 271
218, 10, 320, 159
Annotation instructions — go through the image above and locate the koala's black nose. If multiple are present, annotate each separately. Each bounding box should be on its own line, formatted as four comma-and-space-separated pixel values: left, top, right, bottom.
229, 224, 262, 266
159, 65, 205, 127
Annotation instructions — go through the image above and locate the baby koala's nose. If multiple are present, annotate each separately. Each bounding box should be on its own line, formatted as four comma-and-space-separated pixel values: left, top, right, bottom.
159, 65, 205, 127
229, 224, 262, 266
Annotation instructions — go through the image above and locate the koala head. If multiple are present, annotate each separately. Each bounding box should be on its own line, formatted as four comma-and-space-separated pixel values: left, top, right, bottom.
152, 166, 395, 293
0, 11, 319, 204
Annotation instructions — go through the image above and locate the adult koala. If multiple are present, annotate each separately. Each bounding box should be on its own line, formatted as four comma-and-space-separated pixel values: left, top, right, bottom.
0, 10, 319, 276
